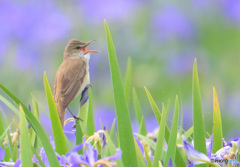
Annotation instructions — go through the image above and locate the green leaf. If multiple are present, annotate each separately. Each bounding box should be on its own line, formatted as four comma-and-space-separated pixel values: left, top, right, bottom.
212, 87, 223, 153
0, 83, 60, 167
0, 113, 5, 142
192, 59, 207, 167
152, 104, 167, 167
177, 126, 193, 144
134, 140, 147, 167
87, 87, 95, 136
104, 20, 138, 167
135, 133, 156, 150
12, 141, 18, 162
79, 101, 89, 133
124, 57, 132, 103
164, 95, 179, 166
110, 118, 116, 141
6, 128, 13, 157
20, 105, 33, 167
0, 95, 19, 116
75, 120, 83, 154
44, 72, 68, 155
133, 88, 147, 136
104, 131, 124, 167
144, 87, 186, 167
144, 145, 152, 167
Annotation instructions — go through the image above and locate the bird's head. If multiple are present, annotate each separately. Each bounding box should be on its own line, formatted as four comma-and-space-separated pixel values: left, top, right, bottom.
64, 39, 99, 61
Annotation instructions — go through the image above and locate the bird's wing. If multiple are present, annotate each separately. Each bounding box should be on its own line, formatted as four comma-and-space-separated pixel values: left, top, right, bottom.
55, 59, 87, 109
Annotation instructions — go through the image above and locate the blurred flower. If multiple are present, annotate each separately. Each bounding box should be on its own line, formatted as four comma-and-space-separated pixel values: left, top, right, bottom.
78, 0, 140, 23
0, 147, 5, 160
182, 136, 213, 166
221, 0, 240, 24
152, 5, 194, 41
0, 0, 71, 69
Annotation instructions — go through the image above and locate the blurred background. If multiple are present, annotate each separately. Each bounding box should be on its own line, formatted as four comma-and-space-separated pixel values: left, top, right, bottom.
0, 0, 240, 140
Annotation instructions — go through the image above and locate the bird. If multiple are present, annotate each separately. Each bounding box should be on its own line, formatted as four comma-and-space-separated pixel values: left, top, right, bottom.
53, 39, 99, 127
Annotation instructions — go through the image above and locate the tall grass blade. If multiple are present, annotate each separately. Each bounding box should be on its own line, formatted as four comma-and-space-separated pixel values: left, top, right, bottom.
20, 105, 33, 167
134, 140, 147, 167
79, 102, 88, 133
144, 146, 152, 167
87, 87, 95, 136
75, 120, 83, 154
152, 104, 167, 167
164, 95, 179, 166
104, 131, 124, 167
124, 57, 132, 103
0, 95, 19, 116
192, 59, 207, 167
0, 83, 60, 166
133, 88, 147, 135
212, 87, 223, 153
144, 87, 186, 167
104, 20, 138, 167
44, 72, 68, 155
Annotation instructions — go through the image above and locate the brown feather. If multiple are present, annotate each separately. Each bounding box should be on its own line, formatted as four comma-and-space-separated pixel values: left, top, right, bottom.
54, 58, 87, 126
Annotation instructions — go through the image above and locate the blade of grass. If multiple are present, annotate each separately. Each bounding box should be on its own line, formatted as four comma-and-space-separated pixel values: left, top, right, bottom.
144, 145, 152, 167
79, 101, 89, 133
164, 95, 179, 166
177, 126, 193, 144
44, 72, 68, 155
152, 104, 167, 167
6, 129, 13, 158
133, 88, 147, 136
212, 87, 223, 153
0, 95, 19, 116
75, 120, 83, 154
124, 57, 132, 104
104, 131, 124, 167
110, 118, 116, 141
20, 105, 33, 167
31, 94, 50, 117
0, 83, 60, 167
12, 141, 18, 162
134, 140, 147, 167
192, 59, 207, 167
86, 87, 95, 136
144, 87, 186, 167
104, 20, 138, 167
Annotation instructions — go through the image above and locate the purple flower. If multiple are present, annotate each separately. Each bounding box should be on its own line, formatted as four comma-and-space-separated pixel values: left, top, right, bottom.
77, 0, 141, 23
182, 136, 211, 165
152, 4, 194, 41
0, 0, 71, 69
0, 147, 5, 161
221, 0, 240, 24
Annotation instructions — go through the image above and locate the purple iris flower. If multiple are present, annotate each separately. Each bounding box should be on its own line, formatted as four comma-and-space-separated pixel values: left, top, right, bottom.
152, 4, 194, 41
221, 0, 240, 24
0, 147, 5, 161
0, 0, 71, 69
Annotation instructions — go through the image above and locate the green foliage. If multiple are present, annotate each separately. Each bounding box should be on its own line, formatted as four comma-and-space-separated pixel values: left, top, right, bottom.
19, 105, 33, 167
152, 104, 167, 166
164, 95, 179, 166
124, 57, 132, 104
212, 87, 223, 153
87, 87, 95, 136
192, 59, 207, 167
43, 72, 68, 155
0, 83, 60, 167
144, 87, 187, 167
133, 88, 147, 136
104, 20, 138, 167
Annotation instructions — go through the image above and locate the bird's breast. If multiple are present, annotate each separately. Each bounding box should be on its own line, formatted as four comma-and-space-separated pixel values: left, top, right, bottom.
75, 69, 90, 99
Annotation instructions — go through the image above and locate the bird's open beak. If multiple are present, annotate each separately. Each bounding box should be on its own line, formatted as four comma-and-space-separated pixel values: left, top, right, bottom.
82, 40, 100, 53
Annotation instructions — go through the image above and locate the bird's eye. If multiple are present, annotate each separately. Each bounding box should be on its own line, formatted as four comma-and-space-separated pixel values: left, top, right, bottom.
75, 46, 81, 50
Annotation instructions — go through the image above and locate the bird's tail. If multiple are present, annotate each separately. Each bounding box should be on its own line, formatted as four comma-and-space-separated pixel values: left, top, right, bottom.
56, 101, 66, 128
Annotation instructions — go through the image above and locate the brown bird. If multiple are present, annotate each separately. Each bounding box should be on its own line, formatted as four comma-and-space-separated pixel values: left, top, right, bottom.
54, 39, 99, 127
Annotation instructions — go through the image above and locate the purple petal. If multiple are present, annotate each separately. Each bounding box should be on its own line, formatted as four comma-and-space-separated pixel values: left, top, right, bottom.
71, 143, 84, 153
182, 136, 210, 164
102, 149, 122, 161
67, 152, 88, 166
59, 155, 67, 166
135, 138, 144, 154
80, 87, 89, 107
0, 147, 5, 161
206, 135, 213, 158
14, 159, 21, 167
85, 143, 97, 165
